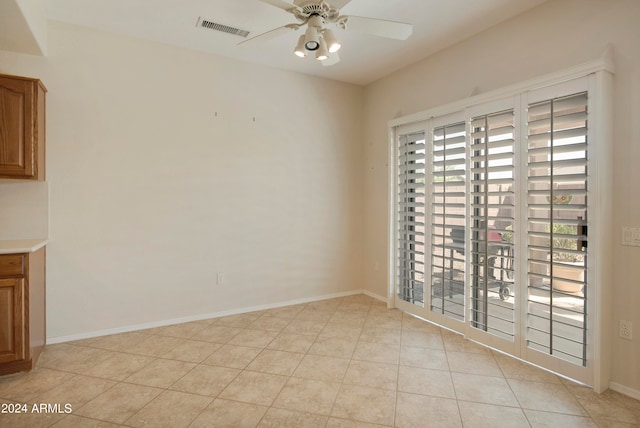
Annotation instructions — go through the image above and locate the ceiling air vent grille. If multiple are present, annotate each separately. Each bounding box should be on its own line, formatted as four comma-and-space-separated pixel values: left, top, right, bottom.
197, 18, 250, 38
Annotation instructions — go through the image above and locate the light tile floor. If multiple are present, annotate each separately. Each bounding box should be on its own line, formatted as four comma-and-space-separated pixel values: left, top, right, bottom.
1, 294, 638, 427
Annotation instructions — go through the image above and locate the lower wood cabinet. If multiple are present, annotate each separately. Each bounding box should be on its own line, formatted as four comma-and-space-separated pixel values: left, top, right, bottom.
0, 247, 45, 375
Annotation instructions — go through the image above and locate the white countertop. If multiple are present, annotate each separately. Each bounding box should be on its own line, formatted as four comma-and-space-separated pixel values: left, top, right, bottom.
0, 239, 48, 254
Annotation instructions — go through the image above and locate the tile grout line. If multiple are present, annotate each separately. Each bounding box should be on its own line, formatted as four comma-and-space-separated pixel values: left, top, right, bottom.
324, 298, 371, 426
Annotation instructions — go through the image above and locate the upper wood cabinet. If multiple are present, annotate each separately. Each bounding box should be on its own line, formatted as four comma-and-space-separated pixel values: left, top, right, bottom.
0, 74, 46, 181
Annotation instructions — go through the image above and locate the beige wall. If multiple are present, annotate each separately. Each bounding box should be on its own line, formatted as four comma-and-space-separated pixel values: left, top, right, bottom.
0, 21, 364, 339
0, 0, 46, 55
0, 181, 48, 239
16, 0, 47, 53
363, 0, 640, 394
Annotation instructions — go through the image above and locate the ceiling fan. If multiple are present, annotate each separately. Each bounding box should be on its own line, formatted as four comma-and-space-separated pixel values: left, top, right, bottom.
239, 0, 413, 66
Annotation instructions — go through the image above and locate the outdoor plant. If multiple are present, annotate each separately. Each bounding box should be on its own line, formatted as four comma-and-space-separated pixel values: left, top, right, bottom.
549, 223, 584, 263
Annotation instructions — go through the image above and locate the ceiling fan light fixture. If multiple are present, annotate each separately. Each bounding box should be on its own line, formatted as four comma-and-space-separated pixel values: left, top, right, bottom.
322, 29, 341, 53
252, 0, 413, 68
304, 26, 320, 51
315, 37, 329, 61
294, 34, 306, 57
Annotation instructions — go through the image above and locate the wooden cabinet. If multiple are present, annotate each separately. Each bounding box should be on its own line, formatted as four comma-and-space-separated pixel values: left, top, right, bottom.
0, 74, 47, 180
0, 247, 46, 375
0, 277, 25, 364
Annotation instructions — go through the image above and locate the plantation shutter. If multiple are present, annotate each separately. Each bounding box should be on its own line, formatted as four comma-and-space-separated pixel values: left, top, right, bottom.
397, 130, 426, 306
430, 122, 466, 320
470, 109, 516, 340
526, 92, 589, 366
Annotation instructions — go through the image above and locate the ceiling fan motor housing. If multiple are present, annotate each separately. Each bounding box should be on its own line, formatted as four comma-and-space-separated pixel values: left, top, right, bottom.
292, 1, 341, 23
302, 3, 324, 15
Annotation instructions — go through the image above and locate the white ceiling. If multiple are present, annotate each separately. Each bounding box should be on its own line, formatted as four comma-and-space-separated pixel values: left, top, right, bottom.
45, 0, 548, 85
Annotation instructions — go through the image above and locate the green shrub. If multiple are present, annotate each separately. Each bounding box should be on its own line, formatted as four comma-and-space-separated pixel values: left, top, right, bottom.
549, 223, 583, 263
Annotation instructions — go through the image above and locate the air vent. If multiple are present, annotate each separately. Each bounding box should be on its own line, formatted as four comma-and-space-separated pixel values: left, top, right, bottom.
196, 17, 250, 38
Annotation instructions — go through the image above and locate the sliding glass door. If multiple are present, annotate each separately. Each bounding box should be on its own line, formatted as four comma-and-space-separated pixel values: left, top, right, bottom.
391, 73, 605, 385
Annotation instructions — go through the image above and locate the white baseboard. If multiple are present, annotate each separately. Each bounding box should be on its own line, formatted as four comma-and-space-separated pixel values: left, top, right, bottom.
609, 381, 640, 400
46, 289, 367, 345
363, 289, 387, 304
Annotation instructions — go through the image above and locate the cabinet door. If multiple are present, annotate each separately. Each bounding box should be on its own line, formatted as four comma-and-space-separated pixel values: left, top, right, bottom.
0, 278, 25, 364
0, 76, 37, 178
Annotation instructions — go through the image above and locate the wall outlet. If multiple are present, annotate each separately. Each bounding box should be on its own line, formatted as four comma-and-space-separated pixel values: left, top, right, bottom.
619, 320, 633, 340
217, 273, 225, 285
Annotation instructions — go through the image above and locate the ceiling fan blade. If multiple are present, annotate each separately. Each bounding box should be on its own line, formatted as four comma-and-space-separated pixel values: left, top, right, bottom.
322, 52, 340, 67
259, 0, 300, 12
342, 15, 413, 40
238, 25, 297, 46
